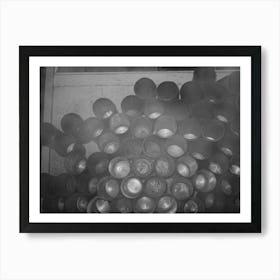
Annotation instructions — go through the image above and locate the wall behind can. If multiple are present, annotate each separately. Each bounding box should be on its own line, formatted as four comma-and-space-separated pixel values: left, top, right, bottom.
0, 0, 279, 280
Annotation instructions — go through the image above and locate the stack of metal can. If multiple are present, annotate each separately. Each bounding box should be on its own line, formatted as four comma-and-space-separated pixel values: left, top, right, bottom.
41, 69, 240, 213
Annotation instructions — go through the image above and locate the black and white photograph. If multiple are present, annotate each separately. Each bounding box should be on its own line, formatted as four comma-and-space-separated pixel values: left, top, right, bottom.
40, 66, 241, 215
20, 46, 260, 232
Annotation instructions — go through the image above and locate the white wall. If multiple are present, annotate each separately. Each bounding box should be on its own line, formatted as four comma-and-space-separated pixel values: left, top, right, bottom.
0, 1, 279, 280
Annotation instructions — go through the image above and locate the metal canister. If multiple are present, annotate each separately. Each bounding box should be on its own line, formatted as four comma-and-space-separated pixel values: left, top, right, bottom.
120, 138, 143, 159
63, 193, 89, 212
120, 177, 143, 199
41, 122, 61, 148
199, 191, 227, 213
180, 81, 204, 107
121, 95, 144, 117
193, 67, 216, 82
76, 172, 98, 195
190, 100, 214, 120
164, 100, 189, 122
53, 173, 78, 196
87, 152, 110, 176
201, 82, 225, 104
154, 115, 177, 138
130, 116, 153, 139
202, 119, 225, 142
157, 81, 179, 102
60, 113, 83, 138
113, 197, 133, 213
108, 157, 131, 179
217, 129, 240, 157
53, 133, 76, 156
76, 117, 104, 144
143, 135, 164, 159
208, 152, 230, 175
154, 155, 176, 178
134, 77, 157, 100
176, 155, 198, 177
178, 117, 202, 140
229, 155, 240, 176
109, 113, 130, 134
98, 132, 120, 154
188, 138, 214, 160
97, 176, 120, 201
64, 151, 87, 175
170, 177, 194, 200
92, 98, 117, 120
156, 196, 178, 213
131, 157, 154, 178
218, 173, 240, 197
134, 196, 156, 213
143, 100, 165, 119
87, 196, 111, 213
230, 117, 240, 137
214, 102, 237, 123
165, 134, 188, 158
183, 198, 205, 213
193, 169, 216, 193
41, 196, 65, 213
144, 176, 167, 198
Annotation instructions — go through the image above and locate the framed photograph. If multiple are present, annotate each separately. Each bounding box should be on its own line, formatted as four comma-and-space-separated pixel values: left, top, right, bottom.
20, 46, 261, 233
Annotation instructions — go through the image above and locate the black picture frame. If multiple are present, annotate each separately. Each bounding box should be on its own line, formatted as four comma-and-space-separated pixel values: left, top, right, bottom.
20, 46, 261, 233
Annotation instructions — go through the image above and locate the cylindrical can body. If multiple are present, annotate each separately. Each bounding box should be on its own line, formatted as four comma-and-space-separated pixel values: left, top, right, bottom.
131, 157, 154, 178
190, 100, 215, 120
193, 67, 216, 82
120, 138, 143, 159
188, 138, 214, 160
193, 169, 216, 193
208, 152, 230, 175
180, 81, 204, 107
217, 174, 240, 197
156, 196, 178, 213
76, 117, 104, 144
170, 177, 194, 200
144, 176, 167, 198
214, 102, 237, 123
157, 81, 179, 101
143, 100, 165, 119
165, 135, 188, 158
199, 191, 227, 213
53, 133, 76, 156
92, 98, 117, 120
76, 172, 98, 195
98, 132, 120, 154
200, 82, 226, 104
154, 155, 176, 178
113, 197, 133, 213
154, 115, 177, 138
87, 152, 110, 176
164, 100, 189, 121
60, 113, 83, 137
134, 77, 157, 100
217, 130, 240, 156
109, 113, 130, 134
97, 176, 120, 200
87, 196, 111, 213
120, 177, 143, 199
53, 174, 78, 196
176, 155, 198, 177
230, 117, 240, 137
121, 95, 143, 117
108, 157, 131, 179
143, 135, 164, 159
64, 151, 87, 175
130, 117, 153, 139
178, 117, 202, 140
41, 122, 61, 148
134, 196, 156, 213
41, 196, 65, 213
183, 198, 205, 213
202, 119, 225, 142
229, 155, 240, 176
64, 193, 89, 212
